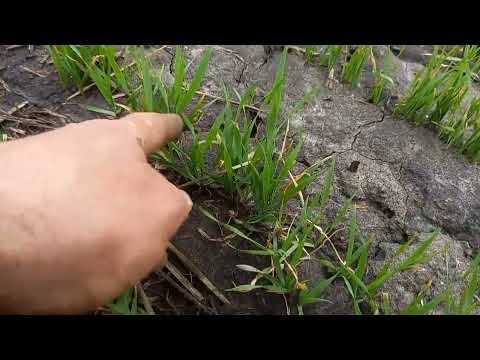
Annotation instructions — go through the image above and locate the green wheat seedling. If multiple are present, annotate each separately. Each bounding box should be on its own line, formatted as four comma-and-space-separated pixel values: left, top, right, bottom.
394, 46, 468, 126
108, 287, 139, 315
126, 45, 213, 115
364, 231, 438, 314
184, 155, 354, 312
442, 253, 480, 315
46, 45, 104, 91
441, 98, 480, 154
245, 79, 323, 223
305, 206, 369, 314
244, 49, 321, 222
305, 46, 316, 63
429, 46, 479, 126
459, 98, 480, 161
223, 160, 359, 311
436, 47, 480, 159
398, 281, 447, 315
401, 253, 480, 315
342, 45, 372, 87
394, 46, 451, 124
46, 45, 213, 117
151, 69, 260, 190
130, 45, 217, 184
82, 46, 122, 112
395, 45, 480, 161
319, 227, 439, 315
319, 45, 345, 73
154, 83, 255, 189
155, 48, 320, 223
222, 160, 335, 294
369, 47, 394, 104
46, 45, 124, 111
46, 45, 144, 115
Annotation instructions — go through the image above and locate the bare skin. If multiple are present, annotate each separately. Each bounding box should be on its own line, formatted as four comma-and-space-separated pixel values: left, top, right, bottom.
0, 112, 192, 314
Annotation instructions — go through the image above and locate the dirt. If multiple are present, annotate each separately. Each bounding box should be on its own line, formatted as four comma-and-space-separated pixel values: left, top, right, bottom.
0, 45, 478, 315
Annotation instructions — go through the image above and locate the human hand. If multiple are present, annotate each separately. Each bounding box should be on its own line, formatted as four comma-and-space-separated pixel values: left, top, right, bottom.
0, 113, 192, 314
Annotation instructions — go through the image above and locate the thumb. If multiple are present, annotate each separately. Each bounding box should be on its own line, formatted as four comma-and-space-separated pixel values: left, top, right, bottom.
120, 112, 184, 155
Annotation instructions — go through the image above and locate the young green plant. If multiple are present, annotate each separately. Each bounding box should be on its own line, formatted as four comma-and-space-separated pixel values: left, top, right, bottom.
369, 47, 394, 104
227, 160, 337, 296
320, 45, 345, 73
395, 45, 480, 162
46, 45, 125, 113
319, 227, 439, 314
401, 252, 480, 315
342, 46, 372, 87
46, 45, 104, 91
108, 287, 139, 315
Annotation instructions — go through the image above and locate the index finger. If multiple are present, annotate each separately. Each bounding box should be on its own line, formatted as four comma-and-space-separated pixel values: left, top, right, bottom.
120, 112, 184, 155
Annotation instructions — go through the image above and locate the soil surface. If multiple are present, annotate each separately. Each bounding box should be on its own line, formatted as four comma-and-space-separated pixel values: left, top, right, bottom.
1, 45, 478, 315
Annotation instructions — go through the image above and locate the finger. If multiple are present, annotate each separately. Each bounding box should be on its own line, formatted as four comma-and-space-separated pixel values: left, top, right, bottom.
120, 112, 184, 155
123, 171, 193, 283
142, 165, 193, 242
152, 174, 193, 241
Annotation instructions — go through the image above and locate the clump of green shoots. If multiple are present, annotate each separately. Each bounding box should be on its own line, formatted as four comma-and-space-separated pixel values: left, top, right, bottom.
457, 99, 480, 161
395, 45, 480, 161
395, 45, 475, 126
127, 45, 223, 185
244, 50, 320, 221
127, 45, 213, 115
46, 45, 104, 91
304, 45, 316, 63
395, 46, 455, 124
441, 97, 480, 157
219, 156, 440, 314
369, 47, 394, 104
222, 160, 342, 297
317, 214, 439, 314
46, 45, 126, 114
47, 44, 221, 182
443, 253, 480, 314
431, 46, 479, 124
319, 45, 345, 73
342, 46, 372, 87
155, 48, 320, 223
46, 45, 214, 119
108, 286, 139, 315
401, 252, 480, 315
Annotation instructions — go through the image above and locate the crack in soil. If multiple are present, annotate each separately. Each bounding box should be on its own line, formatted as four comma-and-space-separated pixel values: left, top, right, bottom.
350, 150, 396, 165
165, 47, 175, 75
255, 47, 275, 73
350, 111, 386, 151
397, 153, 412, 230
297, 157, 312, 168
235, 62, 247, 85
